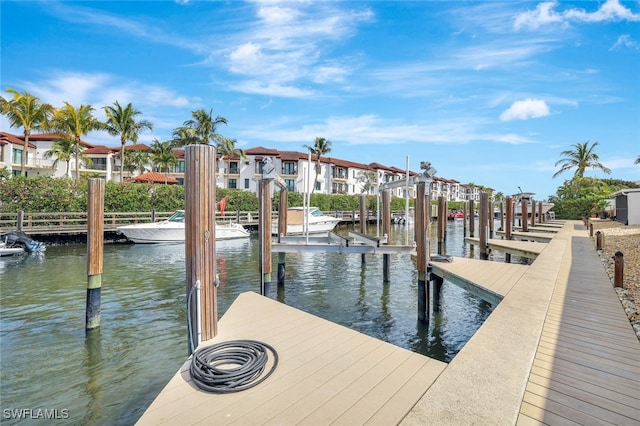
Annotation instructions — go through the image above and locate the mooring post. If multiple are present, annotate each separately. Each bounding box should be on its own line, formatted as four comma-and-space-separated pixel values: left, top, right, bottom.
258, 179, 273, 296
505, 197, 513, 263
277, 189, 288, 287
613, 251, 624, 288
488, 197, 494, 238
521, 200, 528, 232
463, 201, 468, 237
468, 199, 475, 238
17, 210, 24, 232
499, 202, 504, 231
359, 194, 367, 264
529, 198, 535, 228
85, 179, 104, 331
382, 189, 391, 282
538, 201, 543, 224
415, 182, 429, 322
479, 192, 488, 260
185, 145, 218, 353
437, 196, 445, 254
151, 209, 155, 223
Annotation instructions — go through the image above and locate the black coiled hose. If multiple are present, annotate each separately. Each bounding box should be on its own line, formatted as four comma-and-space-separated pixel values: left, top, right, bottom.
190, 339, 279, 393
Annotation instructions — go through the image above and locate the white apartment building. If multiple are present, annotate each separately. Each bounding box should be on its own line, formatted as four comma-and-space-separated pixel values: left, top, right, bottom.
1, 132, 485, 201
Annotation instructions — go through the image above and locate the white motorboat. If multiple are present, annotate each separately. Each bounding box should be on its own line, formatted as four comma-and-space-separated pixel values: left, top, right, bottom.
0, 241, 25, 256
273, 207, 342, 236
511, 192, 554, 218
117, 210, 251, 244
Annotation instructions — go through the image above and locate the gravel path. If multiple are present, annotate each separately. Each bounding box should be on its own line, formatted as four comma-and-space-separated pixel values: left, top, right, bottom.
588, 219, 640, 340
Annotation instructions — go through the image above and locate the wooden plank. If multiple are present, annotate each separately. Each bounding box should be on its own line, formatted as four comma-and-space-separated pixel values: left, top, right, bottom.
138, 292, 446, 426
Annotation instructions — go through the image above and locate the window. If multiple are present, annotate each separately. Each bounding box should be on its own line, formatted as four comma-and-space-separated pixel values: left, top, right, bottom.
255, 161, 265, 174
228, 179, 237, 189
285, 179, 295, 191
244, 178, 250, 189
282, 161, 297, 175
177, 178, 184, 185
315, 181, 321, 191
176, 161, 185, 173
12, 149, 22, 165
90, 158, 107, 170
229, 161, 239, 174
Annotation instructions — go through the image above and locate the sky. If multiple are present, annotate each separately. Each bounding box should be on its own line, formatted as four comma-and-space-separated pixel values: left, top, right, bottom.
1, 0, 639, 200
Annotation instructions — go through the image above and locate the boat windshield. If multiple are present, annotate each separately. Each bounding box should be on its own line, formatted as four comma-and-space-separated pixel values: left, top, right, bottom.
310, 208, 325, 217
167, 211, 185, 223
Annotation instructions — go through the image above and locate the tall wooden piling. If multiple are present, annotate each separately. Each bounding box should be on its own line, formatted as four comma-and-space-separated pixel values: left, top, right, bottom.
437, 196, 446, 254
530, 198, 536, 228
258, 180, 273, 295
521, 200, 528, 232
415, 182, 429, 322
479, 192, 489, 260
86, 179, 104, 331
468, 199, 475, 238
185, 144, 218, 351
499, 202, 504, 231
277, 190, 288, 286
538, 201, 543, 224
17, 210, 24, 232
488, 197, 495, 238
505, 197, 513, 263
382, 189, 391, 282
463, 201, 468, 237
359, 194, 367, 264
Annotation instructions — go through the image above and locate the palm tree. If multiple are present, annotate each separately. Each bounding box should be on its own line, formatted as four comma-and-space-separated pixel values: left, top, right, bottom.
172, 108, 227, 146
43, 137, 75, 177
103, 101, 153, 182
124, 149, 150, 175
50, 102, 107, 180
303, 137, 332, 194
553, 141, 611, 179
0, 88, 54, 176
149, 138, 177, 183
217, 136, 246, 188
635, 155, 640, 165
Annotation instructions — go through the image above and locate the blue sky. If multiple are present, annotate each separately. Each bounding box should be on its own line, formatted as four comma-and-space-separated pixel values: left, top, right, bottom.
1, 0, 639, 199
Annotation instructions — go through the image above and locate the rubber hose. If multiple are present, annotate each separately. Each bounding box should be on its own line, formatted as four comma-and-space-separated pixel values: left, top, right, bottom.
190, 339, 278, 393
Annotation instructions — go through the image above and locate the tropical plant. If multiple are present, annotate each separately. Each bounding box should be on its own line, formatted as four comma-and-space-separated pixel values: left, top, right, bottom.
172, 108, 227, 146
50, 102, 106, 180
43, 137, 75, 177
635, 155, 640, 165
303, 137, 332, 194
357, 170, 377, 194
553, 141, 611, 179
103, 101, 153, 182
124, 149, 150, 175
149, 138, 177, 183
0, 88, 54, 176
217, 136, 246, 188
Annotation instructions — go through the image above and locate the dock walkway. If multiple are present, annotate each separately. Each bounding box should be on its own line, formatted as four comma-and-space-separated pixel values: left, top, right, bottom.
137, 221, 640, 425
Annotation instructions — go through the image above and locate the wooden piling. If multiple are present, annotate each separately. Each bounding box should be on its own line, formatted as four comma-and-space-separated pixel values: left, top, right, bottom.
359, 194, 367, 264
86, 179, 104, 331
538, 201, 543, 224
488, 197, 495, 238
185, 144, 218, 351
258, 180, 273, 295
614, 251, 624, 288
530, 198, 535, 228
382, 189, 391, 282
505, 197, 513, 263
17, 210, 24, 232
463, 201, 468, 237
596, 231, 603, 251
437, 196, 446, 254
521, 200, 528, 232
277, 190, 288, 286
468, 199, 475, 238
415, 182, 429, 322
479, 192, 488, 260
499, 202, 504, 231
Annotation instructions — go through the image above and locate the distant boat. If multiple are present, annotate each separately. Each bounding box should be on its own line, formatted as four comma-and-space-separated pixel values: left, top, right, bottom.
117, 210, 250, 244
0, 231, 46, 256
447, 212, 465, 220
273, 207, 342, 236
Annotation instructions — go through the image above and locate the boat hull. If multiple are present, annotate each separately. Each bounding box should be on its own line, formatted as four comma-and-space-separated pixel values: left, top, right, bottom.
117, 222, 250, 244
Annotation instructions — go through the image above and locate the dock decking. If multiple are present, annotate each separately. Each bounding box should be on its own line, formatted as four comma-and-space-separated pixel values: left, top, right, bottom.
465, 237, 547, 259
138, 221, 640, 425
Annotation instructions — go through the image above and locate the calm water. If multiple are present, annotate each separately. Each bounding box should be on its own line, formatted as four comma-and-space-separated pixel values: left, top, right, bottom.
1, 220, 510, 425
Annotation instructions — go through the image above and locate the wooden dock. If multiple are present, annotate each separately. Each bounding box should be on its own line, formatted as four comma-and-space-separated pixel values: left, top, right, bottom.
465, 237, 547, 259
138, 220, 640, 425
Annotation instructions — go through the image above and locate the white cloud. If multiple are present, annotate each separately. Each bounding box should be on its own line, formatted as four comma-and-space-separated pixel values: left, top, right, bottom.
611, 34, 640, 50
514, 0, 640, 30
499, 98, 550, 121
